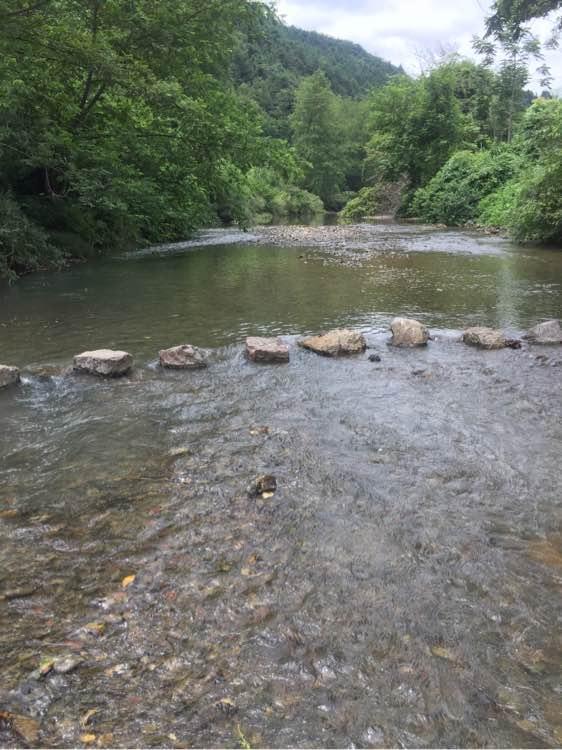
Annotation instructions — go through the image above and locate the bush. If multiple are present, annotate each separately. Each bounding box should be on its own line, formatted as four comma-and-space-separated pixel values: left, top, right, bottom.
244, 167, 323, 222
480, 163, 562, 243
478, 100, 562, 243
340, 187, 379, 220
410, 147, 521, 226
0, 194, 65, 280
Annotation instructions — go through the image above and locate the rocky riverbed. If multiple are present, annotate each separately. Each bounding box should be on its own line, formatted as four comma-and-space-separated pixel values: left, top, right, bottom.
1, 222, 561, 748
246, 222, 508, 264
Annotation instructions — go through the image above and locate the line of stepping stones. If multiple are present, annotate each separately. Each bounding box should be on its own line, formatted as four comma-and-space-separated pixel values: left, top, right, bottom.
1, 317, 561, 388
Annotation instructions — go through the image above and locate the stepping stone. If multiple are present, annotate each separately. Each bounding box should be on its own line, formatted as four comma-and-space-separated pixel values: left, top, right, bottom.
159, 344, 207, 369
73, 349, 133, 376
246, 337, 289, 363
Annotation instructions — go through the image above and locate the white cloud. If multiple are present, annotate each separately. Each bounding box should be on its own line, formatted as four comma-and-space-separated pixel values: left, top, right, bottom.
275, 0, 562, 93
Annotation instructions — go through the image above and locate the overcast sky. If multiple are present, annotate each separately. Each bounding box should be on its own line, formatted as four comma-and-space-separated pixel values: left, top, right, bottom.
275, 0, 562, 93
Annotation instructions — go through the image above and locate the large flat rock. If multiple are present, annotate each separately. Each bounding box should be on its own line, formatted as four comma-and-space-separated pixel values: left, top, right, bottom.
462, 327, 520, 350
525, 319, 562, 344
159, 344, 207, 369
73, 349, 133, 377
299, 329, 366, 356
0, 365, 20, 389
246, 337, 289, 363
390, 317, 430, 347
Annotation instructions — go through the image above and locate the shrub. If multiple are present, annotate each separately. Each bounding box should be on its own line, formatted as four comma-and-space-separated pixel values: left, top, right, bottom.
244, 166, 323, 222
340, 187, 379, 220
410, 147, 521, 226
0, 193, 64, 280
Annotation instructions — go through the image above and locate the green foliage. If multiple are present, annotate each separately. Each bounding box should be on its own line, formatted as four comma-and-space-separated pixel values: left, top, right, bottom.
479, 99, 562, 241
0, 0, 269, 277
290, 71, 345, 207
486, 0, 562, 45
0, 193, 63, 281
339, 187, 379, 220
231, 12, 401, 138
365, 67, 476, 201
410, 147, 521, 225
244, 167, 323, 223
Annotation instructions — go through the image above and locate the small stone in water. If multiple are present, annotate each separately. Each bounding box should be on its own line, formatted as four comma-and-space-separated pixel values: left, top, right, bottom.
0, 712, 40, 745
0, 365, 20, 389
53, 655, 83, 674
248, 475, 277, 497
216, 698, 238, 716
83, 621, 106, 636
369, 353, 381, 362
249, 425, 270, 436
80, 709, 99, 729
38, 658, 55, 676
430, 645, 455, 661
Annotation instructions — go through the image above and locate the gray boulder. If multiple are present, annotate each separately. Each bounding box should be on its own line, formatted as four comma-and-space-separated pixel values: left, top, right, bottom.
390, 317, 430, 347
73, 349, 133, 376
0, 365, 20, 389
299, 329, 366, 356
246, 337, 289, 363
462, 327, 520, 350
525, 319, 562, 344
159, 344, 207, 369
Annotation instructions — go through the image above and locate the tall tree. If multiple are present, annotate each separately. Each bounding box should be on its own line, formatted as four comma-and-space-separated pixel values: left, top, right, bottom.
365, 67, 473, 198
290, 70, 344, 207
0, 0, 267, 275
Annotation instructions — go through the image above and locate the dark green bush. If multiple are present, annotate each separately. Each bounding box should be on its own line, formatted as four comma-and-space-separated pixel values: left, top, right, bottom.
410, 147, 521, 226
0, 194, 65, 281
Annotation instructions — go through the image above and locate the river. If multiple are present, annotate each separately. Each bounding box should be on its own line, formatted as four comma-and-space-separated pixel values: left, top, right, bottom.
1, 222, 561, 748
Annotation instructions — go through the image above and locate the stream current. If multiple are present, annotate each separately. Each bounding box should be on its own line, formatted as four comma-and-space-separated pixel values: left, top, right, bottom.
1, 223, 561, 748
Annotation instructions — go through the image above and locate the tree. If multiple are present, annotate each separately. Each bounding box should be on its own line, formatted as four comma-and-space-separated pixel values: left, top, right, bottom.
290, 71, 345, 207
486, 0, 562, 41
364, 67, 474, 202
0, 0, 269, 275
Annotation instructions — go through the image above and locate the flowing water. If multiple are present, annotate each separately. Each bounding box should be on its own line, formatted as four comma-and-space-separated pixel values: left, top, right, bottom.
1, 223, 561, 748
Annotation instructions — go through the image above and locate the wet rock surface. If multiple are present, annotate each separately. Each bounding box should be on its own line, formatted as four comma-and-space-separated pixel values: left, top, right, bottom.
248, 474, 277, 497
390, 317, 430, 347
73, 350, 133, 377
525, 318, 562, 344
245, 337, 289, 363
299, 329, 366, 356
462, 327, 520, 350
158, 344, 207, 369
0, 365, 20, 389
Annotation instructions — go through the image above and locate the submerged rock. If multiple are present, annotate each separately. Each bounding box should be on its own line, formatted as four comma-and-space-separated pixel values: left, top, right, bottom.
24, 364, 71, 380
390, 317, 430, 347
246, 336, 289, 363
0, 365, 20, 389
462, 327, 521, 350
248, 475, 277, 497
525, 319, 562, 344
299, 329, 366, 356
159, 344, 207, 369
0, 711, 40, 746
53, 655, 83, 674
73, 349, 133, 377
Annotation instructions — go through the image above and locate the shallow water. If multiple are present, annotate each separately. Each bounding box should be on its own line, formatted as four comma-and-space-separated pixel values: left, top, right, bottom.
1, 223, 561, 748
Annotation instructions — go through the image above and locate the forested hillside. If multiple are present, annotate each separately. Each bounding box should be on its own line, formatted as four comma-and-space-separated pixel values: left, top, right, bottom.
232, 14, 402, 138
